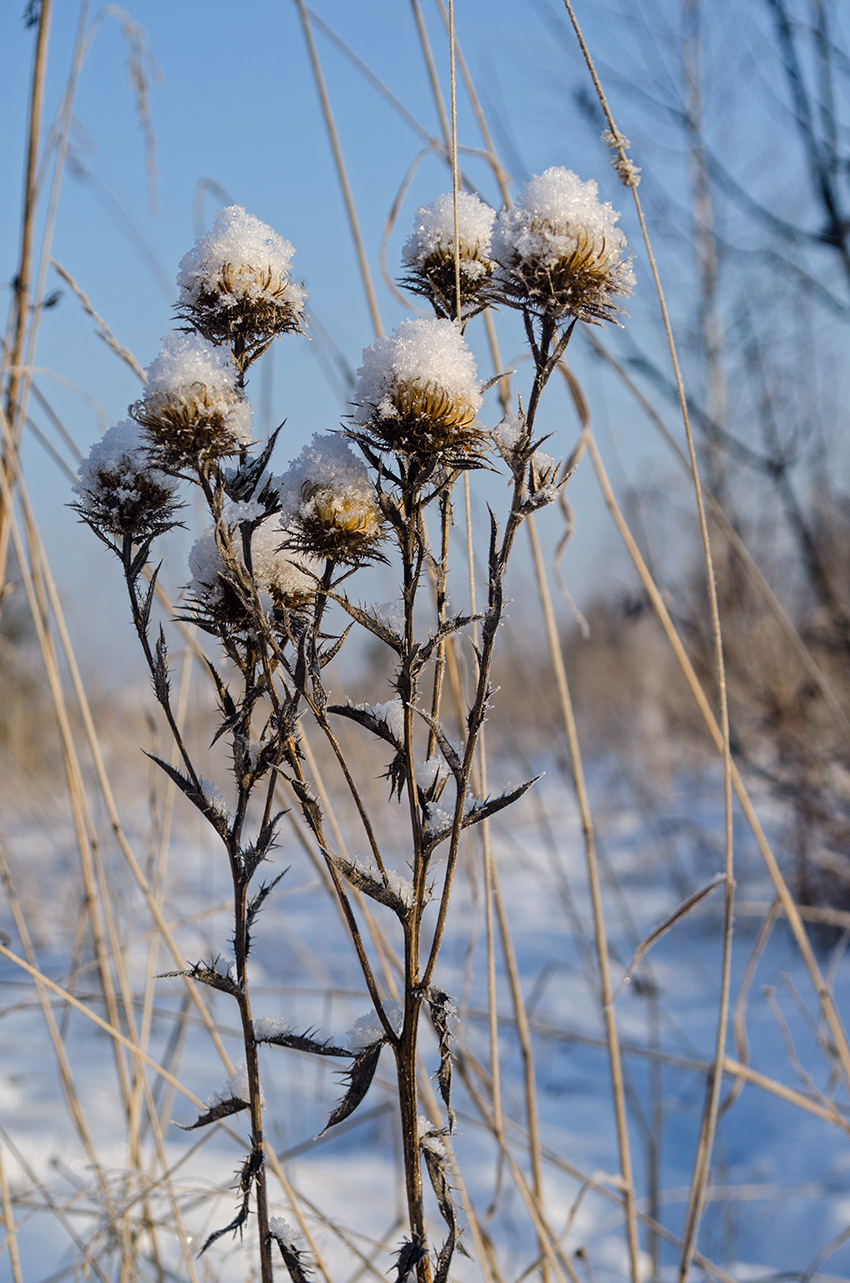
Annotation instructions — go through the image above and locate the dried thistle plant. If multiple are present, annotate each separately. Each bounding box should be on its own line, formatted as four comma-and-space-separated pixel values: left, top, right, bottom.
72, 174, 622, 1283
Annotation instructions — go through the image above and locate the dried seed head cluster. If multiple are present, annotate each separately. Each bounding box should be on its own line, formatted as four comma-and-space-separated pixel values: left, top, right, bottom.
401, 191, 495, 318
73, 419, 180, 539
277, 433, 383, 563
132, 331, 253, 468
188, 513, 320, 628
492, 167, 634, 323
177, 206, 306, 351
352, 318, 484, 461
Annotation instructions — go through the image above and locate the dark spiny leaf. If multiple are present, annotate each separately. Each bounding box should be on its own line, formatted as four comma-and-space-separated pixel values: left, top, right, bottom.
328, 854, 410, 918
414, 613, 483, 672
174, 1093, 249, 1131
206, 658, 237, 723
289, 778, 323, 837
255, 1025, 352, 1058
325, 595, 403, 653
413, 709, 463, 779
245, 869, 286, 931
427, 989, 457, 1131
159, 958, 240, 997
463, 777, 541, 827
143, 752, 229, 837
270, 1227, 313, 1283
327, 702, 402, 750
139, 563, 161, 632
393, 1236, 427, 1283
198, 1192, 250, 1255
319, 1041, 384, 1134
318, 622, 353, 669
153, 627, 170, 706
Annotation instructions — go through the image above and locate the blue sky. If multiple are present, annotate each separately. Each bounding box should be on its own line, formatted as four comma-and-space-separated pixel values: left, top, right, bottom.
3, 0, 841, 676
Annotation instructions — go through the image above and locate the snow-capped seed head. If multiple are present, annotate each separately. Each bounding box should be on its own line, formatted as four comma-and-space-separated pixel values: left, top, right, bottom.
73, 419, 180, 539
492, 167, 634, 324
177, 206, 306, 350
352, 318, 485, 460
188, 514, 320, 627
401, 191, 495, 317
277, 433, 383, 563
132, 331, 253, 467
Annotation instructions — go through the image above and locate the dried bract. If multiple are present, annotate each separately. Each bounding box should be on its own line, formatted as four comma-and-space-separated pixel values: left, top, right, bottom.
132, 331, 253, 468
278, 433, 383, 563
401, 191, 495, 318
352, 318, 485, 461
492, 167, 634, 324
177, 205, 306, 354
73, 419, 180, 540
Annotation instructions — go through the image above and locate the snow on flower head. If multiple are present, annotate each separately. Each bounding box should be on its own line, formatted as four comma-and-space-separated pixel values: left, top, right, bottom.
352, 318, 485, 460
277, 433, 383, 563
401, 191, 495, 317
73, 418, 180, 539
177, 206, 306, 353
188, 513, 320, 626
131, 331, 253, 467
492, 167, 634, 324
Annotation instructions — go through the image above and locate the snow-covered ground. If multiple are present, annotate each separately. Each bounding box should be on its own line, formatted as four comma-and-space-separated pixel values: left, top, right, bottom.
2, 756, 849, 1282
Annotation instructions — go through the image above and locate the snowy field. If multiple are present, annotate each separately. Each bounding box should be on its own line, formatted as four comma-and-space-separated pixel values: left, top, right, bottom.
2, 754, 849, 1283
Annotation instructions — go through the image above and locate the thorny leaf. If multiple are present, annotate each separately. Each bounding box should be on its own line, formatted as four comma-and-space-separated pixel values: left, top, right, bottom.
288, 778, 323, 838
326, 595, 404, 653
255, 1026, 352, 1058
138, 563, 161, 632
393, 1236, 428, 1283
143, 752, 229, 838
245, 867, 286, 930
423, 778, 540, 859
318, 622, 353, 670
421, 1140, 466, 1283
328, 854, 410, 919
270, 1227, 313, 1283
413, 613, 483, 674
327, 702, 402, 751
199, 1191, 250, 1256
174, 1093, 249, 1131
153, 627, 170, 707
413, 709, 463, 779
427, 989, 456, 1131
319, 1040, 384, 1134
160, 958, 240, 997
225, 425, 283, 504
206, 658, 236, 725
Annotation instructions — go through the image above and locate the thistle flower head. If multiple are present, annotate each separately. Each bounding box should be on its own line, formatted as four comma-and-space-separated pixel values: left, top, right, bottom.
401, 191, 495, 317
177, 206, 306, 351
73, 419, 180, 539
188, 513, 320, 628
352, 318, 484, 461
131, 331, 253, 469
492, 167, 634, 324
277, 433, 383, 563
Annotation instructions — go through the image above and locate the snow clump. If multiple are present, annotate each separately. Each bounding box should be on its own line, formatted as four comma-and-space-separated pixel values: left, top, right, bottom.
73, 419, 179, 538
353, 318, 484, 458
348, 1000, 403, 1049
492, 166, 634, 323
132, 331, 252, 465
188, 514, 320, 622
402, 191, 495, 315
177, 205, 306, 346
277, 433, 382, 561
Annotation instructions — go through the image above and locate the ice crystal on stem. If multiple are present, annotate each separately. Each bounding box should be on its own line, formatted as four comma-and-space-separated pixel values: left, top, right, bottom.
132, 331, 253, 468
352, 318, 484, 461
177, 205, 306, 360
401, 191, 495, 318
73, 419, 180, 539
277, 433, 383, 563
492, 166, 634, 324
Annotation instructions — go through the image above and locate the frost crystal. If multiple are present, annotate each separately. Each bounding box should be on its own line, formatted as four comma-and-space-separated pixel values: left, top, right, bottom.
277, 433, 382, 562
492, 414, 556, 479
363, 697, 405, 744
211, 1061, 263, 1106
352, 318, 485, 459
401, 191, 495, 316
492, 167, 634, 324
348, 1000, 403, 1049
269, 1217, 304, 1250
253, 1016, 293, 1040
74, 419, 179, 538
177, 206, 306, 348
132, 331, 252, 465
199, 777, 228, 819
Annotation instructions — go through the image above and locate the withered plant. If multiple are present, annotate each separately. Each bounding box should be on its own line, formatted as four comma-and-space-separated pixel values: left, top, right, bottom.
72, 179, 631, 1283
